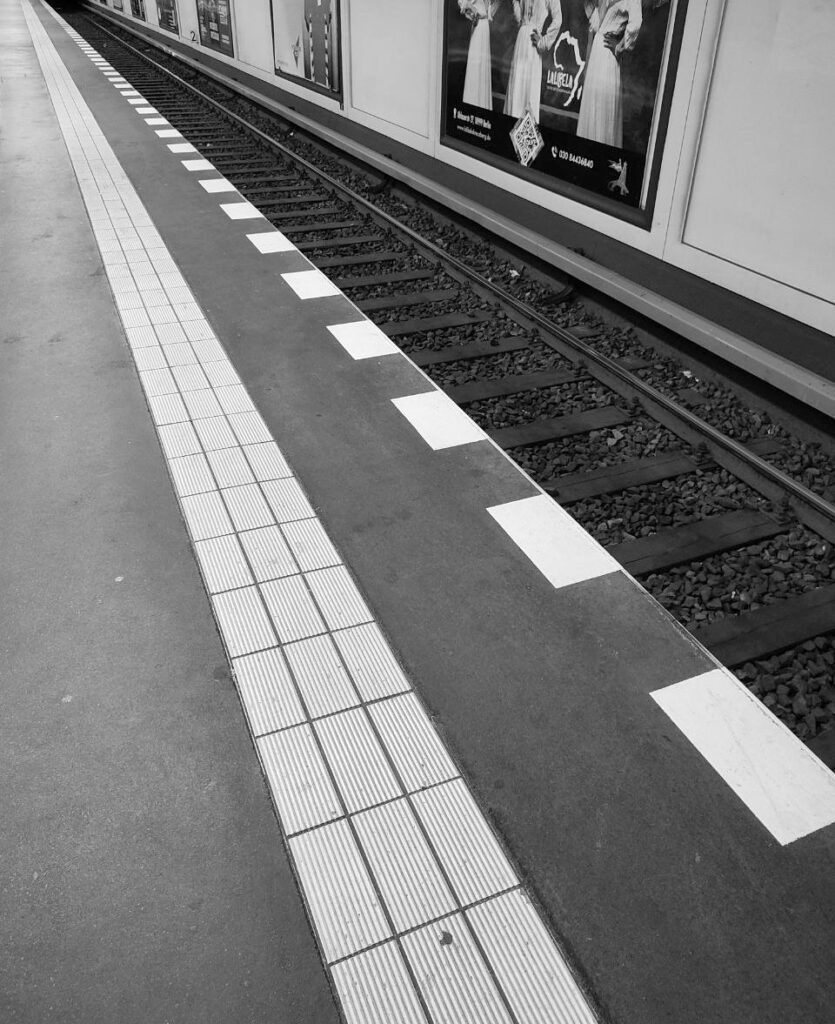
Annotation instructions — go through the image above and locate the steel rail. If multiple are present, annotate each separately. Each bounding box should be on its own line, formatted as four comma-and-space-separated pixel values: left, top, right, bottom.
84, 10, 835, 539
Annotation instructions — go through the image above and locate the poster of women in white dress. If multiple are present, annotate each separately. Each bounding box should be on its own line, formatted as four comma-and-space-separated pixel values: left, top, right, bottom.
443, 0, 678, 212
270, 0, 340, 94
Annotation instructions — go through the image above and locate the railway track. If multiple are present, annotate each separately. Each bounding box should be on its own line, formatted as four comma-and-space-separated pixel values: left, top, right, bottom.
68, 8, 835, 768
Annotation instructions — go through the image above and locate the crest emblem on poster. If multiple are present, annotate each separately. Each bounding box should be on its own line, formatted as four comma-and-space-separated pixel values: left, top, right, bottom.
510, 112, 543, 168
547, 31, 586, 110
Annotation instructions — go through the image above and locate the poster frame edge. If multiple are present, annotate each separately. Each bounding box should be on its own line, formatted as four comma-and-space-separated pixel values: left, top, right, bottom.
438, 0, 691, 230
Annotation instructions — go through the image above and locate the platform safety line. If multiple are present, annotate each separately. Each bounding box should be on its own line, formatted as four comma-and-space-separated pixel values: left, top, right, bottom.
64, 5, 835, 848
27, 4, 602, 1022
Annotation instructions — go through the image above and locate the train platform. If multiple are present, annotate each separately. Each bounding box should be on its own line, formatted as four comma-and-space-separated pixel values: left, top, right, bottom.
2, 2, 835, 1022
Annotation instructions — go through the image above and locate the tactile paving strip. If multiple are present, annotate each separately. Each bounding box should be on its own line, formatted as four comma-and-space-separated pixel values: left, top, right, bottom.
26, 2, 603, 1020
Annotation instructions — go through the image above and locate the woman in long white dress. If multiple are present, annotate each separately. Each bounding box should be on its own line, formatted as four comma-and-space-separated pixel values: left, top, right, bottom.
503, 0, 562, 121
460, 0, 499, 109
576, 0, 642, 147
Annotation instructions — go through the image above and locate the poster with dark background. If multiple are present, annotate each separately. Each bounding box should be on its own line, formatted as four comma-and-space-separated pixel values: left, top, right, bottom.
196, 0, 235, 56
156, 0, 179, 33
443, 0, 674, 211
130, 0, 146, 19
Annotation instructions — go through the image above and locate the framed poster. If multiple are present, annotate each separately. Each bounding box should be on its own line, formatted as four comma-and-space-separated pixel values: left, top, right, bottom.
130, 0, 146, 18
114, 0, 124, 10
195, 0, 235, 57
441, 0, 686, 223
156, 0, 179, 33
270, 0, 341, 97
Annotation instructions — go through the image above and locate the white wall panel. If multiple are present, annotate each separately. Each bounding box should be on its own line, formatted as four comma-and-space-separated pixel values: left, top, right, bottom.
682, 0, 835, 306
231, 0, 274, 72
347, 0, 431, 137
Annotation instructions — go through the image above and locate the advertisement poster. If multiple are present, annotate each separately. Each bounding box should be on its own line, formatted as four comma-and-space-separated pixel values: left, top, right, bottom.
443, 0, 677, 212
196, 0, 235, 56
156, 0, 179, 33
271, 0, 340, 94
114, 0, 124, 10
130, 0, 146, 19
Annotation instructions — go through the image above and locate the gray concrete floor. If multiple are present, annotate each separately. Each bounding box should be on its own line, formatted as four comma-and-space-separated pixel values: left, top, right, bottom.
0, 5, 339, 1021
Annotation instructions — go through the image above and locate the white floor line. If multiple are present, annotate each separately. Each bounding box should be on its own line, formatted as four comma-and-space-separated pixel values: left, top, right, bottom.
652, 669, 835, 845
28, 4, 600, 1023
391, 391, 487, 450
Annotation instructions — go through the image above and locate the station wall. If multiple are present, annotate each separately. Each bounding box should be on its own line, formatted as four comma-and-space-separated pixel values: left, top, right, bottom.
92, 0, 835, 341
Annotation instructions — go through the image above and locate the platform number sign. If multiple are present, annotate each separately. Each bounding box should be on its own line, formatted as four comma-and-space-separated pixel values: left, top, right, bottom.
195, 0, 235, 57
156, 0, 179, 34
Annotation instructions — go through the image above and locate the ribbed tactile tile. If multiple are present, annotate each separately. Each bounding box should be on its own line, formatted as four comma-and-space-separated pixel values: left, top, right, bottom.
261, 575, 326, 642
282, 517, 341, 571
205, 446, 255, 488
261, 477, 315, 522
315, 709, 401, 813
238, 525, 298, 582
305, 566, 373, 630
290, 819, 391, 961
332, 623, 411, 701
194, 534, 253, 594
31, 8, 604, 1020
232, 647, 306, 736
167, 452, 216, 497
211, 585, 276, 657
468, 890, 598, 1024
401, 914, 513, 1024
180, 491, 234, 541
283, 634, 360, 717
412, 780, 517, 906
353, 799, 456, 932
193, 415, 237, 452
221, 483, 275, 532
257, 725, 341, 834
242, 442, 292, 481
331, 941, 426, 1024
369, 693, 459, 792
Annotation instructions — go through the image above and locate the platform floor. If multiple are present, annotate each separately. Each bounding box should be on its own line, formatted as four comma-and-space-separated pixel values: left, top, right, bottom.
2, 2, 835, 1022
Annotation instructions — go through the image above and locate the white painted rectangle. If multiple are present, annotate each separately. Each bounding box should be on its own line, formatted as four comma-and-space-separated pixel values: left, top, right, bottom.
220, 201, 262, 220
652, 669, 835, 845
182, 159, 214, 171
247, 230, 295, 254
392, 392, 486, 450
282, 269, 341, 299
327, 320, 399, 360
487, 494, 620, 591
198, 177, 237, 194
